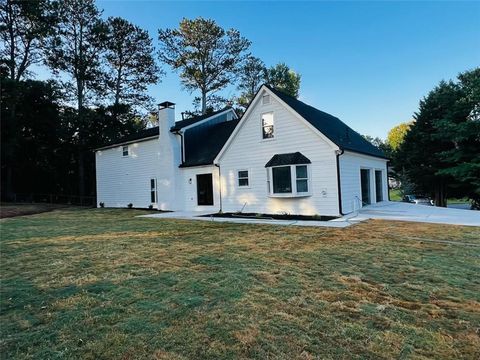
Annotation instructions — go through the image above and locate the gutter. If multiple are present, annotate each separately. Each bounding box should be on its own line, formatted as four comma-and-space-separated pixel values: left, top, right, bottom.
335, 149, 345, 216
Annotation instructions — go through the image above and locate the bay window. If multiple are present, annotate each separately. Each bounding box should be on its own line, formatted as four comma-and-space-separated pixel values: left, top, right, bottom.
268, 164, 311, 197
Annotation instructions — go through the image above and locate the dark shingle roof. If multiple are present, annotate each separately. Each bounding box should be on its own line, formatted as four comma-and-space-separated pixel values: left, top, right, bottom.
265, 152, 311, 167
265, 85, 387, 159
181, 119, 240, 167
96, 126, 159, 149
170, 107, 232, 132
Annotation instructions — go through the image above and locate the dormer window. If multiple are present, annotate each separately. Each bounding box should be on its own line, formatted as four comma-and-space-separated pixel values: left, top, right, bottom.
262, 112, 274, 139
122, 146, 129, 157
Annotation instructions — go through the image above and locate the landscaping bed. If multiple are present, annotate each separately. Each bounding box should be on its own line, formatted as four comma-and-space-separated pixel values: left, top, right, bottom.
201, 212, 338, 221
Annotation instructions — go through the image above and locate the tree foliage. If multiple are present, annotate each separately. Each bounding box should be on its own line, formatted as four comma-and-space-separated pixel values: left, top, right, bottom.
396, 68, 480, 208
0, 0, 56, 81
158, 17, 251, 114
265, 63, 301, 98
104, 17, 161, 113
387, 121, 413, 151
236, 56, 266, 110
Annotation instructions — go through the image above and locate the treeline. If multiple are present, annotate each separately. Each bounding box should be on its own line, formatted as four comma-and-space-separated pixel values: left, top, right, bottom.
1, 0, 301, 200
364, 68, 480, 208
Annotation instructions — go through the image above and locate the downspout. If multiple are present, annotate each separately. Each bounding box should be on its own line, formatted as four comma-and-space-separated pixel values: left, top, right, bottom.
215, 163, 222, 213
173, 130, 184, 163
335, 149, 345, 216
386, 161, 391, 201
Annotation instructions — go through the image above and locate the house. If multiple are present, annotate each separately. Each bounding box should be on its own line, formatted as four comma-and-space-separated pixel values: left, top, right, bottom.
95, 85, 388, 216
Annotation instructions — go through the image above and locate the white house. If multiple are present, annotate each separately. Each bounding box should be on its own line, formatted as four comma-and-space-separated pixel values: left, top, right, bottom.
95, 85, 388, 216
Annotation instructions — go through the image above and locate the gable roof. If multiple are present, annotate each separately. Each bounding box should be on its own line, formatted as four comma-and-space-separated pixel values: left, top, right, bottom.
265, 152, 311, 167
265, 85, 386, 159
181, 119, 240, 167
170, 107, 233, 132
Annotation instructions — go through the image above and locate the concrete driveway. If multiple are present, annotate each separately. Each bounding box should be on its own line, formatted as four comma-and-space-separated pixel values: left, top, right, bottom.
351, 201, 480, 227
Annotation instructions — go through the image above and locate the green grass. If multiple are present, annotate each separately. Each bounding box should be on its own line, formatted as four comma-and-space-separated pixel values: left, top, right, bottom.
1, 208, 479, 359
389, 188, 402, 201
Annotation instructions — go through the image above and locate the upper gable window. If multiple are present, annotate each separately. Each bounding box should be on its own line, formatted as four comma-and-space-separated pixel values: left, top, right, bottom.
122, 146, 129, 157
262, 112, 274, 139
262, 94, 270, 105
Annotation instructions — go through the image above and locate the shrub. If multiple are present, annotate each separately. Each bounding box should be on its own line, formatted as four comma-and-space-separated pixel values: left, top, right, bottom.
127, 203, 133, 209
99, 202, 105, 208
148, 204, 153, 210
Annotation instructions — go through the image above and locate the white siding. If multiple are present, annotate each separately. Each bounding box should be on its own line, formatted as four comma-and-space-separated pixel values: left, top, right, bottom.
96, 139, 161, 208
180, 165, 221, 212
339, 151, 388, 213
218, 91, 340, 216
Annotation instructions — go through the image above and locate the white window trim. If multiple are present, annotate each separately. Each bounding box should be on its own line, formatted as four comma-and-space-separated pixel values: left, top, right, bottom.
262, 93, 271, 105
236, 169, 250, 189
261, 111, 275, 141
267, 164, 312, 198
122, 145, 129, 157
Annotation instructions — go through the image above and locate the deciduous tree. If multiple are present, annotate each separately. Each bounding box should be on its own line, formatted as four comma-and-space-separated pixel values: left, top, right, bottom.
265, 62, 301, 98
236, 55, 266, 110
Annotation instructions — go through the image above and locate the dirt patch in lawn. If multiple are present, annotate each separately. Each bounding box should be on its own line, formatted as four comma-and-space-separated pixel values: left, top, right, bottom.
0, 203, 72, 218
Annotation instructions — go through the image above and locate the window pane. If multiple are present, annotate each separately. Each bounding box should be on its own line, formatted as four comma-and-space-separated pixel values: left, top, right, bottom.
272, 166, 292, 193
238, 170, 248, 178
262, 125, 274, 139
296, 165, 307, 179
262, 113, 274, 139
151, 191, 156, 203
296, 179, 308, 193
239, 178, 249, 187
123, 146, 128, 156
150, 179, 155, 189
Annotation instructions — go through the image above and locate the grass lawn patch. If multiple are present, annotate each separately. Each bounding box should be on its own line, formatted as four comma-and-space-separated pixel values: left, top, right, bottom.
1, 208, 479, 359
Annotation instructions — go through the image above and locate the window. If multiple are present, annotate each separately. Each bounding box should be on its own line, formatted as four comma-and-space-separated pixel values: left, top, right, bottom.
296, 165, 309, 193
262, 94, 270, 105
150, 178, 157, 203
237, 170, 249, 187
122, 145, 129, 157
262, 112, 274, 139
272, 166, 291, 193
268, 165, 310, 196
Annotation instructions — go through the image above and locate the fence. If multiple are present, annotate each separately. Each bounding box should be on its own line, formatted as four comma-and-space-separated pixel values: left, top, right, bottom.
12, 193, 96, 207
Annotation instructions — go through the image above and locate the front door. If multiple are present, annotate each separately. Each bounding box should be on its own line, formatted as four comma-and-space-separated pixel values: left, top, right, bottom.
197, 173, 213, 206
360, 169, 371, 205
375, 170, 383, 202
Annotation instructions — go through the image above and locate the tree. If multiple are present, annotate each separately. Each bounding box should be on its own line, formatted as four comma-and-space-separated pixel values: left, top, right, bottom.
45, 0, 107, 196
0, 0, 57, 198
433, 68, 480, 209
104, 17, 161, 115
362, 135, 392, 158
265, 63, 301, 98
236, 55, 266, 110
158, 17, 251, 114
387, 121, 413, 151
395, 73, 479, 207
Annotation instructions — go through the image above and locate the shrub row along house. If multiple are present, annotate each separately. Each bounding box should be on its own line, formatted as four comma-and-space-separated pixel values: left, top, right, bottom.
95, 85, 388, 216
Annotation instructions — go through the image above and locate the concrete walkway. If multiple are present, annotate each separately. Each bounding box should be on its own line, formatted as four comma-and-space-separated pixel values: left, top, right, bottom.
138, 211, 354, 228
138, 202, 480, 228
351, 201, 480, 227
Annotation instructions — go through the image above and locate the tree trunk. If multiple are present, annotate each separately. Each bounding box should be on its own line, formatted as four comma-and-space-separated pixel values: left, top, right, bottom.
434, 181, 447, 207
201, 90, 207, 115
78, 149, 85, 197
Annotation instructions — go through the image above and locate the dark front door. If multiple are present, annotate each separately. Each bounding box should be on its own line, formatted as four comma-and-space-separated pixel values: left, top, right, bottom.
360, 169, 371, 205
197, 173, 213, 206
375, 170, 383, 202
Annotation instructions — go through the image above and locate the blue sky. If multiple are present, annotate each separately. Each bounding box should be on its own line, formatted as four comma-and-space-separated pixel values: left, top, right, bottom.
93, 1, 480, 138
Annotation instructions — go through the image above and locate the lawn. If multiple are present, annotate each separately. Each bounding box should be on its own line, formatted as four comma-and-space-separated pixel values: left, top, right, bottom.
1, 209, 479, 359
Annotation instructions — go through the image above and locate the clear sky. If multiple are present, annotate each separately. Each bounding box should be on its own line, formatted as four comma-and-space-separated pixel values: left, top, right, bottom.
94, 1, 480, 139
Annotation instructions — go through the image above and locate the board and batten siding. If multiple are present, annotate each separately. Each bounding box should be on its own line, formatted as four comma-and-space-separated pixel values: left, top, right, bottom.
218, 92, 340, 216
339, 151, 388, 214
96, 138, 161, 208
